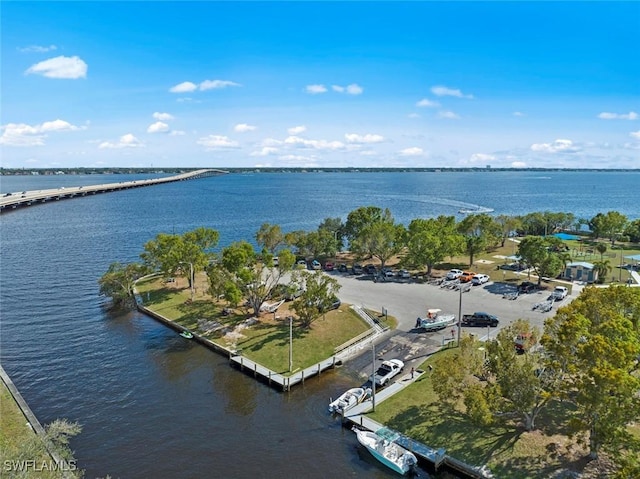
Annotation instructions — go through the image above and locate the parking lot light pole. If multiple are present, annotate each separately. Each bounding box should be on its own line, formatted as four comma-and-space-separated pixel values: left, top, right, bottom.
457, 284, 462, 347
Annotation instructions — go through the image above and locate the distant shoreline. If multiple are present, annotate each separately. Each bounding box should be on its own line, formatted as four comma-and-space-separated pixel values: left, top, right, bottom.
2, 167, 640, 176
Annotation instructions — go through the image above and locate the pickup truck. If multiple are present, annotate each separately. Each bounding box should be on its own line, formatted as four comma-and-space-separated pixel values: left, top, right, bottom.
461, 312, 499, 327
369, 359, 404, 387
552, 286, 568, 301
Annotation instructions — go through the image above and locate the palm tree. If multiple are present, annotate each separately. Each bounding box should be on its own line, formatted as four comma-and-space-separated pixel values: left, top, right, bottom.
592, 259, 611, 284
595, 243, 607, 261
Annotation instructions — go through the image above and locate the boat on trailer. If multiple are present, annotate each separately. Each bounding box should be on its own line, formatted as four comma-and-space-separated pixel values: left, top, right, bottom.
353, 427, 417, 475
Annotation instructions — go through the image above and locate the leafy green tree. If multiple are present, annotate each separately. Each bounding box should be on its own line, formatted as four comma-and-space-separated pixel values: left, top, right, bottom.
343, 206, 386, 242
595, 243, 607, 260
350, 216, 405, 272
303, 229, 339, 259
404, 216, 464, 275
623, 218, 640, 243
495, 214, 522, 247
457, 213, 499, 266
219, 241, 295, 315
484, 320, 557, 431
291, 270, 341, 327
431, 335, 484, 410
99, 262, 149, 308
255, 223, 285, 253
589, 211, 628, 245
541, 286, 640, 460
318, 217, 344, 251
592, 259, 612, 284
140, 227, 219, 287
517, 236, 565, 285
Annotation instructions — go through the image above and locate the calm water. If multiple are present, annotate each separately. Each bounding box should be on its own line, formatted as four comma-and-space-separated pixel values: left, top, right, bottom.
0, 171, 638, 478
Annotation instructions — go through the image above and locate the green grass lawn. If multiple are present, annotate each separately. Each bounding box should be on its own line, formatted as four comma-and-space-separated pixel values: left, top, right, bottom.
135, 276, 374, 374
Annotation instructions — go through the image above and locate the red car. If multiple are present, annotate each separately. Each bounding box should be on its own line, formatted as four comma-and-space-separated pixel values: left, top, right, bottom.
324, 261, 334, 271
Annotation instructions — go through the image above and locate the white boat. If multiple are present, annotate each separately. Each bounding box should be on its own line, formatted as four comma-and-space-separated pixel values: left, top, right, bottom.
353, 427, 417, 475
416, 308, 456, 332
328, 387, 370, 414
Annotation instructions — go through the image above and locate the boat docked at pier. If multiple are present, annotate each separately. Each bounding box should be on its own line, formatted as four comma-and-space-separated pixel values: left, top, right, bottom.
353, 427, 417, 475
328, 387, 370, 414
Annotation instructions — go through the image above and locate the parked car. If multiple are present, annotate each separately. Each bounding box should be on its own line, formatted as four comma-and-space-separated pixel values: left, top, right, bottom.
272, 256, 279, 267
337, 264, 348, 273
552, 286, 568, 301
382, 267, 394, 278
471, 274, 490, 285
459, 271, 477, 283
369, 359, 404, 387
296, 259, 307, 269
324, 261, 334, 271
311, 260, 322, 270
364, 264, 377, 275
446, 269, 463, 280
352, 264, 363, 275
397, 269, 411, 279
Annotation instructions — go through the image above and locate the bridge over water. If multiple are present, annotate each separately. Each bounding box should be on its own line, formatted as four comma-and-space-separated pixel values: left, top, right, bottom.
0, 168, 226, 213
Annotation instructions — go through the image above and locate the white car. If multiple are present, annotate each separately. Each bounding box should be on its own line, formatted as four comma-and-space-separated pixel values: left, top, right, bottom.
398, 269, 411, 279
472, 274, 490, 285
446, 269, 463, 280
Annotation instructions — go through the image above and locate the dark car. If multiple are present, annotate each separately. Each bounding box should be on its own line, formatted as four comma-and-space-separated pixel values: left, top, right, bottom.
337, 264, 348, 273
352, 264, 363, 275
364, 264, 377, 275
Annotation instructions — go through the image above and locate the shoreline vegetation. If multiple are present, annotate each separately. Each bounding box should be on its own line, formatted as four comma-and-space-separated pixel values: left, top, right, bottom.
2, 167, 640, 176
99, 207, 639, 478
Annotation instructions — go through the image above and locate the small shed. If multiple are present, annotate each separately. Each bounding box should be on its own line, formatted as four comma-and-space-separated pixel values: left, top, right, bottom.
564, 262, 597, 283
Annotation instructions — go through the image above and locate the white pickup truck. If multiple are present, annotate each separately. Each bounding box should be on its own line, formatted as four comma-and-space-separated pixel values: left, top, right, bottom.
369, 359, 404, 387
552, 286, 568, 301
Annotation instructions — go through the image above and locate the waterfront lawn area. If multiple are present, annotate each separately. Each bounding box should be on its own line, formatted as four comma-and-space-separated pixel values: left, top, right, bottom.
135, 276, 375, 374
368, 348, 600, 479
0, 381, 62, 479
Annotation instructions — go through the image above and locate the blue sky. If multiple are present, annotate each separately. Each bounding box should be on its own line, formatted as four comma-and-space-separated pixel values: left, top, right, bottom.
1, 1, 639, 169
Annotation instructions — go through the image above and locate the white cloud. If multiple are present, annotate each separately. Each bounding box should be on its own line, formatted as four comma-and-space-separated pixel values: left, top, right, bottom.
598, 111, 638, 120
25, 55, 88, 79
399, 147, 424, 156
332, 84, 363, 95
630, 130, 640, 139
250, 147, 279, 156
169, 81, 198, 93
306, 84, 328, 94
262, 138, 283, 147
153, 112, 174, 121
99, 134, 144, 149
530, 138, 580, 154
513, 111, 525, 117
431, 85, 473, 99
169, 130, 186, 136
437, 111, 460, 120
0, 119, 83, 146
346, 83, 363, 95
416, 99, 440, 108
287, 125, 306, 135
196, 135, 239, 150
284, 136, 345, 150
470, 153, 495, 162
199, 79, 241, 91
511, 161, 527, 168
18, 45, 57, 53
345, 133, 384, 144
233, 123, 257, 133
147, 121, 170, 133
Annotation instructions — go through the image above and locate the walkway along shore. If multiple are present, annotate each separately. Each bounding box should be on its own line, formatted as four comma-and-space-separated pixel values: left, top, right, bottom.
0, 168, 226, 213
0, 365, 75, 479
133, 277, 386, 391
134, 282, 491, 477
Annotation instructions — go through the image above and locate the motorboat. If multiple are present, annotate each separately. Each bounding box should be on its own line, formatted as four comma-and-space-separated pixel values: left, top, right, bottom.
353, 427, 417, 475
416, 308, 455, 332
328, 387, 370, 414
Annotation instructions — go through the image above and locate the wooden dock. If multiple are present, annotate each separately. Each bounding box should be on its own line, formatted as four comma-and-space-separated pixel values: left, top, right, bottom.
0, 168, 226, 213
